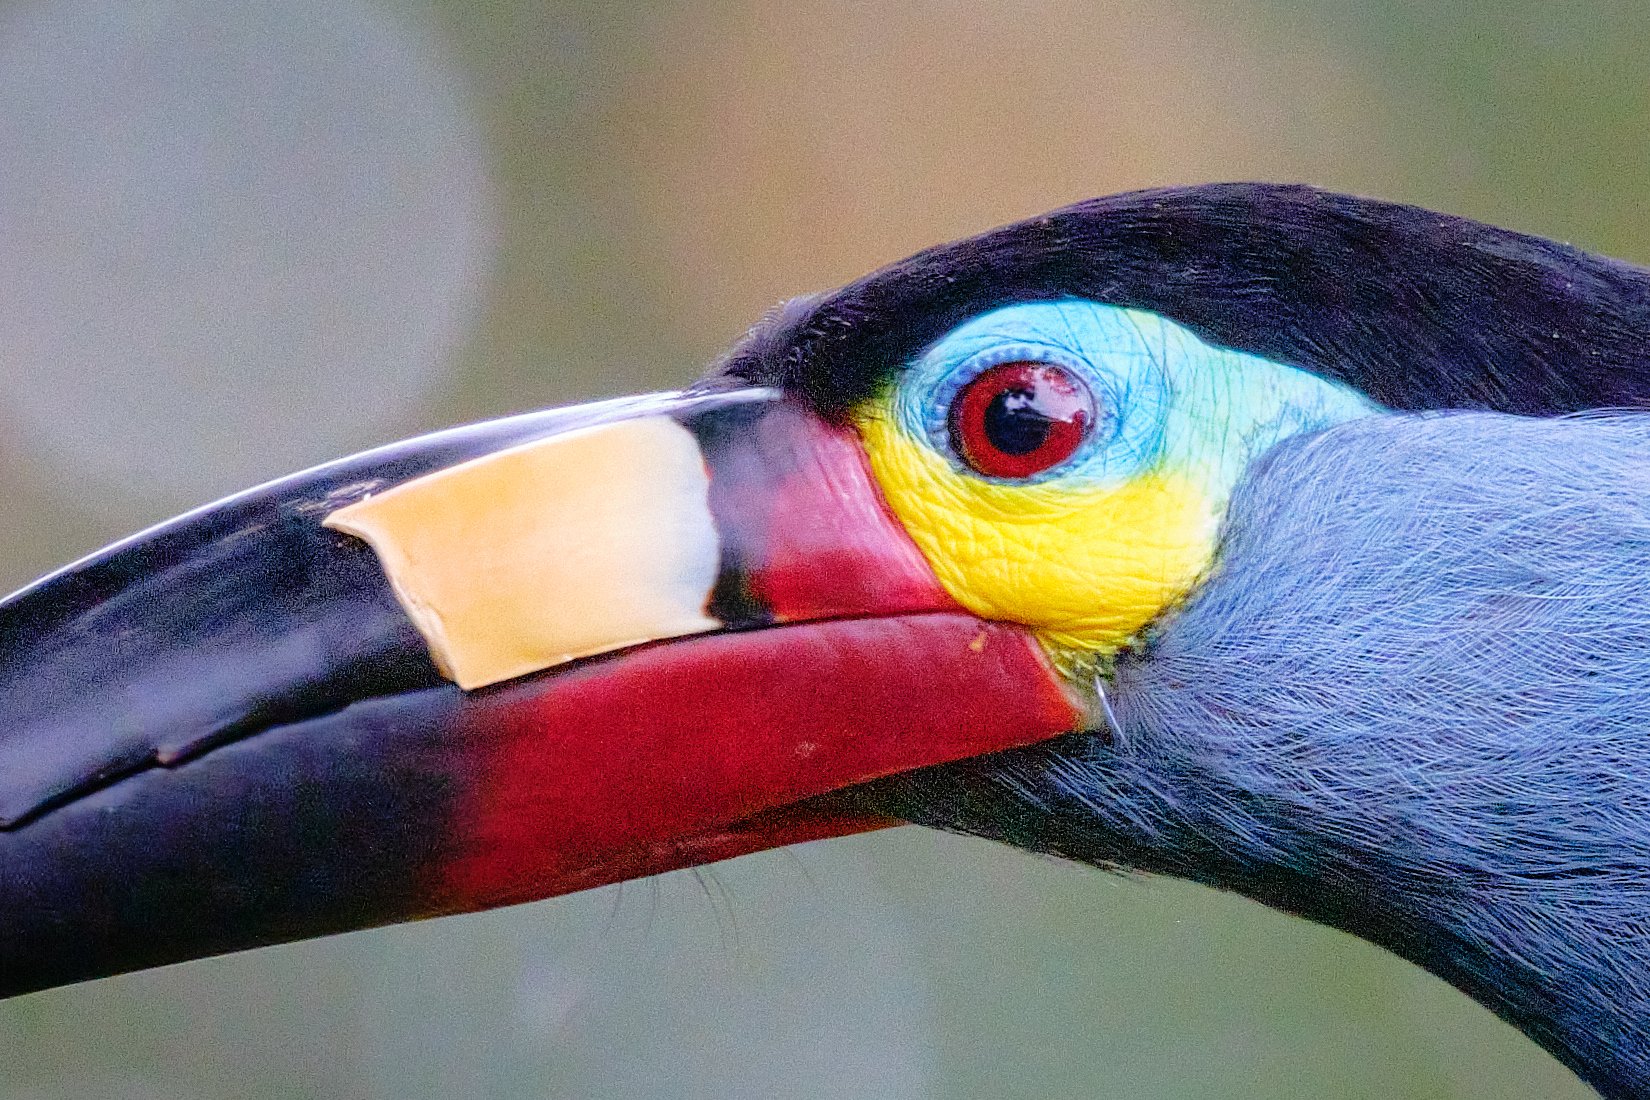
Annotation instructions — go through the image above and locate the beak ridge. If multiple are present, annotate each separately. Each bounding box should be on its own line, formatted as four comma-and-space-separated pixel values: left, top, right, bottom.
0, 387, 1083, 997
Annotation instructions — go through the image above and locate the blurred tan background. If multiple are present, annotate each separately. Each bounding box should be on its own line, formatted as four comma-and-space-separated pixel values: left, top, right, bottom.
0, 0, 1641, 1096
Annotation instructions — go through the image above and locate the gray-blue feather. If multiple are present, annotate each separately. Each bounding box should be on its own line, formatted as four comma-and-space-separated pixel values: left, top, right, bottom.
858, 411, 1650, 1097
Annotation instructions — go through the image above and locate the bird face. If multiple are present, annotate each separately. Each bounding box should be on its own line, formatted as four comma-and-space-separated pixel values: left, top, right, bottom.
6, 183, 1650, 1098
851, 299, 1373, 663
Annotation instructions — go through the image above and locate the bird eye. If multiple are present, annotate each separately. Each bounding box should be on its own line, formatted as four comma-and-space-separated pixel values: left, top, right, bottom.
948, 362, 1096, 478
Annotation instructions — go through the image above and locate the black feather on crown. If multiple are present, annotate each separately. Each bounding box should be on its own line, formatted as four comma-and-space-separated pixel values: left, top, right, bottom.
720, 182, 1650, 420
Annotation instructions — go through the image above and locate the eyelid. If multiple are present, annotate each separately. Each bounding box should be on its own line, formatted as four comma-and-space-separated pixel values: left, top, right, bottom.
920, 342, 1099, 445
888, 302, 1178, 487
908, 346, 1130, 486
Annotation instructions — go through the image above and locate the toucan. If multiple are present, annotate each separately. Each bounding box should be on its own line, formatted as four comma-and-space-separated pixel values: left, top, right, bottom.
4, 183, 1650, 1098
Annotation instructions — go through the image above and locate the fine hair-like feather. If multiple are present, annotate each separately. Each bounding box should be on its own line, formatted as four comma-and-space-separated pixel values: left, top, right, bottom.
858, 411, 1650, 1097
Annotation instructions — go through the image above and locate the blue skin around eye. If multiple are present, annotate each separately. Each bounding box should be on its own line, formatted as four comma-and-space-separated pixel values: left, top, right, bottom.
893, 299, 1377, 490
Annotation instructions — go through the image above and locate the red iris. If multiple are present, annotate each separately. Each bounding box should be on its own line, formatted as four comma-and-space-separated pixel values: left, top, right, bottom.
948, 362, 1095, 478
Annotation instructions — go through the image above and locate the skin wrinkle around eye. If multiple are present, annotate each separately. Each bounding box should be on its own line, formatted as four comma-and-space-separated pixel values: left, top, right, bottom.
859, 404, 1216, 647
855, 299, 1377, 661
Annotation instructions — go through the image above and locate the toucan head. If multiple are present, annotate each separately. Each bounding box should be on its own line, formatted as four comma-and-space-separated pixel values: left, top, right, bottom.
6, 183, 1650, 1098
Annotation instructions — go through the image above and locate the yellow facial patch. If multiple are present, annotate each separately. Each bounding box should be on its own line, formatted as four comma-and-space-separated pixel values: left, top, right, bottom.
849, 301, 1377, 670
856, 405, 1219, 659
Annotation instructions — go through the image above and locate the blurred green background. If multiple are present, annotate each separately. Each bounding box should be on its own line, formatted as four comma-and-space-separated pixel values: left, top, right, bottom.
0, 0, 1641, 1096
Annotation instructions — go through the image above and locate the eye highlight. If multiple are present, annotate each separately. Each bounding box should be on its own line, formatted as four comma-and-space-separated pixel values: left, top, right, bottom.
948, 362, 1095, 479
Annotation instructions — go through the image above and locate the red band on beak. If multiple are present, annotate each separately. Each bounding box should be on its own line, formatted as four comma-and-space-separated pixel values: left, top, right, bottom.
438, 613, 1082, 911
696, 401, 953, 622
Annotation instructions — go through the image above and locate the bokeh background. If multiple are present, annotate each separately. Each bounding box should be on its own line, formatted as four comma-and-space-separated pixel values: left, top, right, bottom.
0, 1, 1641, 1096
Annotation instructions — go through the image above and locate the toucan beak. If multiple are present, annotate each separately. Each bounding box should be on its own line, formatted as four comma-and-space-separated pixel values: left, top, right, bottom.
0, 387, 1082, 997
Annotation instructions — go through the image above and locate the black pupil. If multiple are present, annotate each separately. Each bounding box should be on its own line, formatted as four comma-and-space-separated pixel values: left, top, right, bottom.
982, 387, 1053, 455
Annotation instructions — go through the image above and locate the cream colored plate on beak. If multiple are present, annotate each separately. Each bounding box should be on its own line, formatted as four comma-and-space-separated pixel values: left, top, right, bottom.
325, 415, 720, 691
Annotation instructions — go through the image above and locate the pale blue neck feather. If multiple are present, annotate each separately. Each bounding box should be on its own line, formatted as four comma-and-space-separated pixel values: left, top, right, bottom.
865, 411, 1650, 1098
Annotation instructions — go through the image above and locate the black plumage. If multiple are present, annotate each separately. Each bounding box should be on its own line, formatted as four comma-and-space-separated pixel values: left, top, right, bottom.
722, 182, 1650, 419
727, 183, 1650, 1098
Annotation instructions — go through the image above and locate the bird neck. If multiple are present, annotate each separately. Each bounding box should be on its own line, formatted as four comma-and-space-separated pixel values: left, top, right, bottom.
1115, 411, 1650, 1097
869, 411, 1650, 1098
